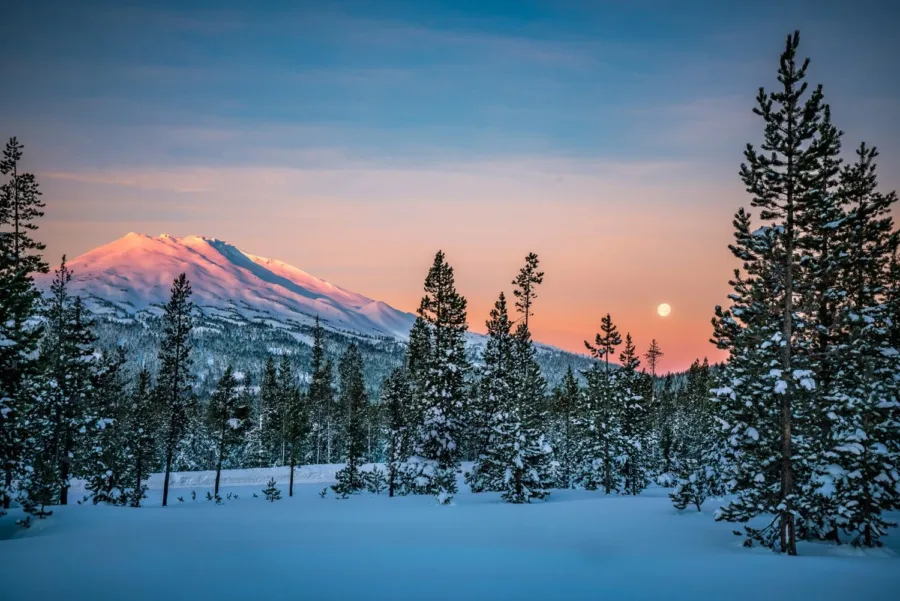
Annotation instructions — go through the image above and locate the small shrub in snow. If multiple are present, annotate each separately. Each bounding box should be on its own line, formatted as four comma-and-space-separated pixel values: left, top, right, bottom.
263, 478, 281, 502
366, 467, 388, 494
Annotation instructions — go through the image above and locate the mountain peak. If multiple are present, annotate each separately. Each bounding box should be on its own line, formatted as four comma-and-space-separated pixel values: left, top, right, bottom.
41, 232, 417, 341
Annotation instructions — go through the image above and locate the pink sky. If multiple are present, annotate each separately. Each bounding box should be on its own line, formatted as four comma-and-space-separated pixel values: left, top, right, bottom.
39, 158, 743, 373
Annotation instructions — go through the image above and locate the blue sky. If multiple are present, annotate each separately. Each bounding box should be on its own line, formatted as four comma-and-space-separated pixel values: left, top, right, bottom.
2, 0, 899, 368
4, 1, 898, 171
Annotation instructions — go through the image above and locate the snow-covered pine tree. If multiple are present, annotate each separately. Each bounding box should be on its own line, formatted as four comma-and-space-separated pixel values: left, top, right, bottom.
582, 313, 623, 493
669, 359, 721, 511
332, 344, 368, 497
617, 334, 649, 496
467, 292, 516, 493
281, 359, 309, 497
307, 317, 335, 464
0, 137, 47, 515
715, 32, 825, 555
724, 32, 824, 555
207, 366, 250, 498
33, 259, 97, 507
655, 374, 678, 481
156, 273, 195, 507
551, 366, 580, 488
823, 143, 900, 547
259, 356, 283, 466
792, 104, 847, 543
242, 379, 266, 469
504, 322, 553, 503
381, 367, 411, 497
504, 253, 554, 503
124, 369, 157, 507
398, 316, 431, 492
409, 251, 470, 504
82, 347, 131, 505
713, 210, 802, 550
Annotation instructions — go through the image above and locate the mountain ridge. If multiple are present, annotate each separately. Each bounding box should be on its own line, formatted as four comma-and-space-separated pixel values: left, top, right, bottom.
36, 232, 418, 341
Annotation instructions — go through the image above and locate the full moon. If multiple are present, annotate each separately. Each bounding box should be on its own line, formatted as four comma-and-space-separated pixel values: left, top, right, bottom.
657, 303, 671, 317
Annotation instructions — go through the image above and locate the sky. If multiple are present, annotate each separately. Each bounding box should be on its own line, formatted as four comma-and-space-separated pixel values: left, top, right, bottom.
2, 0, 899, 372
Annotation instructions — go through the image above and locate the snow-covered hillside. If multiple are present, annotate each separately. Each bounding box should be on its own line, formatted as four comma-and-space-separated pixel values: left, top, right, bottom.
37, 232, 417, 340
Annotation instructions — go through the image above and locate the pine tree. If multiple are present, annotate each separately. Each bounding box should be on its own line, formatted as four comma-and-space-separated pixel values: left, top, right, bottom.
791, 103, 847, 543
551, 366, 580, 489
669, 359, 721, 511
401, 316, 431, 478
512, 252, 543, 333
0, 138, 46, 275
281, 359, 309, 497
656, 374, 678, 480
263, 478, 281, 502
381, 367, 412, 497
332, 344, 368, 497
408, 251, 470, 504
618, 334, 649, 496
124, 370, 157, 507
504, 252, 553, 502
644, 340, 664, 422
259, 356, 282, 466
582, 313, 623, 493
307, 317, 334, 464
720, 31, 828, 555
33, 259, 97, 507
468, 292, 517, 493
157, 273, 195, 507
82, 348, 131, 505
822, 143, 900, 546
713, 209, 801, 550
0, 137, 47, 514
207, 366, 250, 497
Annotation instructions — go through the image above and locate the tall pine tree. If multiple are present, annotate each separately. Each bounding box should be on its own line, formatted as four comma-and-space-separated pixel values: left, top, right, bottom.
207, 366, 250, 497
332, 344, 368, 497
582, 313, 623, 493
157, 273, 195, 507
0, 138, 47, 514
408, 251, 469, 504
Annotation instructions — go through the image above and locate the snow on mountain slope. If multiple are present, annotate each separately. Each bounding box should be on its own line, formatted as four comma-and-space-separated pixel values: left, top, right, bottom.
37, 233, 417, 340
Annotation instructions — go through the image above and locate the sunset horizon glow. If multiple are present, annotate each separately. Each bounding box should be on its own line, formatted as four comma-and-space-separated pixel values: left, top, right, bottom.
4, 1, 897, 373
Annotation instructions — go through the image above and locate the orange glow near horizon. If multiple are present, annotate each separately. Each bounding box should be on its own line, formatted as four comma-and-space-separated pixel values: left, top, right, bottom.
39, 162, 740, 373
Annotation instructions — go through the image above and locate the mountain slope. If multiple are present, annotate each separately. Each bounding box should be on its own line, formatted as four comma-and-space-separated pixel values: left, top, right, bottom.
38, 232, 417, 340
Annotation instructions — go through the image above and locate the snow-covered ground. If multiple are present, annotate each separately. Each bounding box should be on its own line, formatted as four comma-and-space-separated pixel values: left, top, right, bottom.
1, 465, 898, 601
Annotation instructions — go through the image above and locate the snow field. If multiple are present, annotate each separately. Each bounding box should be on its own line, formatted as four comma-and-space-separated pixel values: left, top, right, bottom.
1, 464, 897, 601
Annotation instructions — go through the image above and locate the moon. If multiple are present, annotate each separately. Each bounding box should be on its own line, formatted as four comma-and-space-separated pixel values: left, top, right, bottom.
657, 303, 671, 317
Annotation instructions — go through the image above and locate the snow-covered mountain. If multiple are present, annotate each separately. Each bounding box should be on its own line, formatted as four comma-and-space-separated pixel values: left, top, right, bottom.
38, 232, 417, 341
35, 232, 595, 390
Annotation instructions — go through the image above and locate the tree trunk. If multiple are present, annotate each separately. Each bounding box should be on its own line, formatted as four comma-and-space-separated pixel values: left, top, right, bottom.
289, 445, 296, 497
779, 119, 797, 556
162, 449, 173, 507
134, 453, 142, 507
162, 412, 177, 507
59, 429, 72, 505
388, 461, 395, 498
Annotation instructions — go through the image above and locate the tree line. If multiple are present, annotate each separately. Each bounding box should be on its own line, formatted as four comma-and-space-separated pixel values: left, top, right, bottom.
0, 137, 673, 517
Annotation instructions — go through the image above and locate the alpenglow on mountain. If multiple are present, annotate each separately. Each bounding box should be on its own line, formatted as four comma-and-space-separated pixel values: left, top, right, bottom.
42, 233, 417, 341
35, 233, 594, 390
